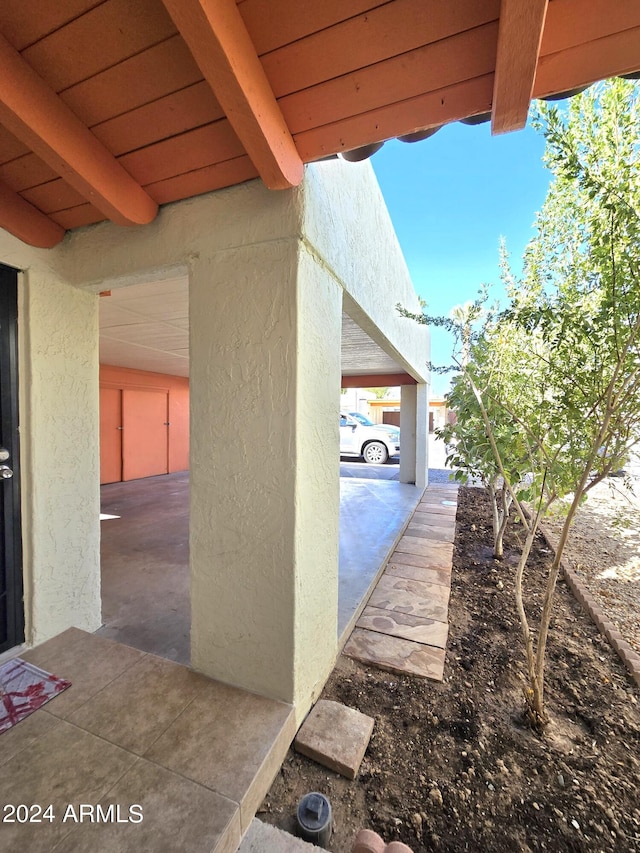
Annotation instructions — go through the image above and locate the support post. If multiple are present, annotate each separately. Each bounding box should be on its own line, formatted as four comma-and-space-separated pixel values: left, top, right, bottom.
189, 238, 342, 711
399, 384, 417, 485
400, 383, 429, 488
416, 382, 429, 490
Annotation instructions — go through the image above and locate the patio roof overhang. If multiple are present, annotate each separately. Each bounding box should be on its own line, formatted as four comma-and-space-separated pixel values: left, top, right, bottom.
98, 280, 421, 387
0, 0, 638, 249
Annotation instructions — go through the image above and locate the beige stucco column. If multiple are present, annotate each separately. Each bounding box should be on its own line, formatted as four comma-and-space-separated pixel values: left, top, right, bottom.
18, 269, 101, 644
399, 383, 429, 488
399, 384, 417, 485
415, 382, 429, 489
189, 237, 342, 711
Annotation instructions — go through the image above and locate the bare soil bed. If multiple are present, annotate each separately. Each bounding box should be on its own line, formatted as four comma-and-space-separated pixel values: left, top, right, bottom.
260, 486, 640, 852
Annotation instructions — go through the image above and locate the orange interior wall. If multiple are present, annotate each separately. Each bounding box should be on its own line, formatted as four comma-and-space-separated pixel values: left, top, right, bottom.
100, 365, 189, 483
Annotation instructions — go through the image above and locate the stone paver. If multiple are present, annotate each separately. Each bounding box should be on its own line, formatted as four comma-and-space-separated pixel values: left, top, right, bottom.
395, 536, 453, 559
356, 606, 448, 649
385, 561, 450, 587
411, 509, 456, 527
367, 585, 447, 622
343, 628, 446, 680
342, 485, 458, 682
405, 522, 455, 543
387, 550, 451, 571
294, 699, 374, 780
416, 502, 457, 516
374, 573, 451, 606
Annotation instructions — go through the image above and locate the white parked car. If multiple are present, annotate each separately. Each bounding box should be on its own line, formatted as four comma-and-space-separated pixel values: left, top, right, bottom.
339, 412, 400, 464
348, 411, 400, 442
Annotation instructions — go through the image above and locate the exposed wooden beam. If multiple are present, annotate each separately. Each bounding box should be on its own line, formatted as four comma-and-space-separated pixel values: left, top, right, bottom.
0, 34, 157, 227
341, 374, 417, 388
161, 0, 303, 190
535, 25, 640, 98
491, 0, 548, 135
0, 179, 65, 248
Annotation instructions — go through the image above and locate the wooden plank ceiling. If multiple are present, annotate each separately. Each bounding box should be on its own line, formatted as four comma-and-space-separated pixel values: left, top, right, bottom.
0, 0, 638, 248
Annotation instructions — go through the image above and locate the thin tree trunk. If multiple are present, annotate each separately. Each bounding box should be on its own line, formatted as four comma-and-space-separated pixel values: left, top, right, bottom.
513, 513, 545, 725
487, 481, 500, 557
534, 387, 620, 707
488, 482, 502, 558
495, 489, 511, 559
533, 486, 586, 711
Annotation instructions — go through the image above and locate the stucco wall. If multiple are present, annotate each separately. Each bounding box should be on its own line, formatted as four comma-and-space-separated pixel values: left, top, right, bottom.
0, 230, 101, 646
293, 244, 342, 704
56, 179, 302, 294
19, 269, 101, 643
189, 238, 341, 709
301, 160, 430, 383
189, 240, 301, 699
0, 163, 426, 710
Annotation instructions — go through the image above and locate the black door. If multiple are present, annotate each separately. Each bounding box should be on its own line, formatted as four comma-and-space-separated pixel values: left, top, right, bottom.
0, 264, 23, 653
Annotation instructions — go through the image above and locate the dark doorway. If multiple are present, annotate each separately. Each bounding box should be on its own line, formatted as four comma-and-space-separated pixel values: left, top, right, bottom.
0, 264, 24, 653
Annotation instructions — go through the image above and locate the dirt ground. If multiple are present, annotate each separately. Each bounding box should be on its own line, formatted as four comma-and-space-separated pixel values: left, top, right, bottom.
260, 487, 640, 852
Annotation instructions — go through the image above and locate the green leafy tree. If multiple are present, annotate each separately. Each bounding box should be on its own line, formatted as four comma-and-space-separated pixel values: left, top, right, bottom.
508, 80, 640, 724
403, 268, 540, 560
364, 386, 390, 400
403, 79, 640, 728
437, 304, 538, 559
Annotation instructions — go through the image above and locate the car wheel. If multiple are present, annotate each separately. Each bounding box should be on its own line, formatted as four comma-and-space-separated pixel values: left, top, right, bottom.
363, 441, 388, 465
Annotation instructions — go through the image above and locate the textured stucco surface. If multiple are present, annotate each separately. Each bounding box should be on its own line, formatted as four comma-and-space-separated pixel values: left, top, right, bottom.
293, 245, 342, 706
416, 383, 429, 489
57, 179, 302, 295
18, 270, 101, 643
189, 241, 300, 699
399, 384, 418, 484
301, 160, 430, 384
189, 238, 341, 709
0, 163, 426, 710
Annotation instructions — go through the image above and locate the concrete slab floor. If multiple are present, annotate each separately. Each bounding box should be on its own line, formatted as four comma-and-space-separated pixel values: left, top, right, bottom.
339, 459, 400, 480
99, 470, 422, 663
98, 472, 190, 664
238, 819, 316, 851
338, 477, 422, 637
0, 628, 294, 853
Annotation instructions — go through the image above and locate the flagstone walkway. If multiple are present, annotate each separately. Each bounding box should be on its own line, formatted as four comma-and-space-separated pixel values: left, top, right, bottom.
343, 483, 458, 681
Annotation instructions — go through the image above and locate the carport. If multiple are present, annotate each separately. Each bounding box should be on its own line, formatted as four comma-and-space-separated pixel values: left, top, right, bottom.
97, 280, 429, 663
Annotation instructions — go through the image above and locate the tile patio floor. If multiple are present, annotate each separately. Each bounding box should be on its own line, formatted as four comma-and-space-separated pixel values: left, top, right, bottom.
1, 461, 453, 852
343, 483, 458, 681
0, 628, 294, 853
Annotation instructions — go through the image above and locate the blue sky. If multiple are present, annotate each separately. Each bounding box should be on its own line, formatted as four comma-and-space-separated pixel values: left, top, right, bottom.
372, 120, 552, 395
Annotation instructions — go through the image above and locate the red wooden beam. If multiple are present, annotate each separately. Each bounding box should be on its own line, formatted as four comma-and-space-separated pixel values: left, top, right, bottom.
0, 34, 157, 227
0, 179, 65, 248
341, 373, 417, 388
161, 0, 303, 190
